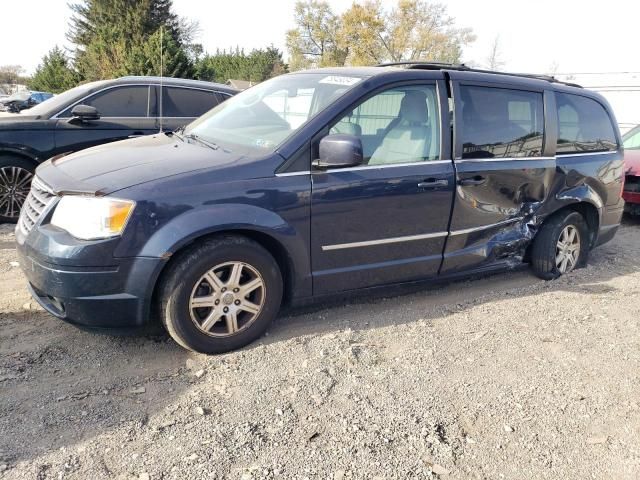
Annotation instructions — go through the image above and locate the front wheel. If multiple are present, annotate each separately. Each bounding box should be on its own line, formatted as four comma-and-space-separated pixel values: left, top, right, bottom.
0, 157, 35, 223
158, 235, 283, 354
530, 210, 590, 280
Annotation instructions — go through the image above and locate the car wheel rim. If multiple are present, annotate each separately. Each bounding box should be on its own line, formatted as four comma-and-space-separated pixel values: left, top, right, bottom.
555, 225, 581, 274
189, 261, 266, 337
0, 166, 33, 219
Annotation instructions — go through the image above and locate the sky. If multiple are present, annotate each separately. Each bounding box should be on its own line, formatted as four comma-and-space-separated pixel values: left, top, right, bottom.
2, 0, 639, 75
1, 0, 639, 125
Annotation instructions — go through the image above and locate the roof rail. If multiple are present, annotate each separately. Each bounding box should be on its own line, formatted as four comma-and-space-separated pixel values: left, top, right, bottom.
375, 61, 583, 88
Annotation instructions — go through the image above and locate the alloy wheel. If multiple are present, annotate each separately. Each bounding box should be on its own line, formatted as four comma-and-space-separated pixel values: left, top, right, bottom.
555, 225, 581, 274
0, 166, 33, 219
189, 261, 266, 337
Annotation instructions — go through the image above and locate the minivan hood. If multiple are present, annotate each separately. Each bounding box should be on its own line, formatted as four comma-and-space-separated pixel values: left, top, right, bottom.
36, 134, 251, 195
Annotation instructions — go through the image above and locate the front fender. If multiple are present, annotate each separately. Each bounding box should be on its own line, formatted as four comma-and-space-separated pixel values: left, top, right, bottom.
122, 203, 312, 299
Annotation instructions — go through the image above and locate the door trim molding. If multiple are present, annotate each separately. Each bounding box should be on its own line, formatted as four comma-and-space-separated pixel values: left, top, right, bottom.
321, 231, 448, 251
449, 217, 523, 236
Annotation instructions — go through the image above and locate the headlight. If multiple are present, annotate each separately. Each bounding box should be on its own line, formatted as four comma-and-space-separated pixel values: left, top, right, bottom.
51, 196, 136, 240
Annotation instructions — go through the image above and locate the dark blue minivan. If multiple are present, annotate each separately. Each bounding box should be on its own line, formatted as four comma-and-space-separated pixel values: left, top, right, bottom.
15, 64, 625, 353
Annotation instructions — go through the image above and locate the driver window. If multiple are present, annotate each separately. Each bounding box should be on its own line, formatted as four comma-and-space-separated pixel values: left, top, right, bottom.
329, 84, 440, 165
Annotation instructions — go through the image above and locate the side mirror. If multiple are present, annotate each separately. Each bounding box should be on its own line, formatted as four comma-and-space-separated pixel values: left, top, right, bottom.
313, 134, 363, 169
70, 104, 100, 122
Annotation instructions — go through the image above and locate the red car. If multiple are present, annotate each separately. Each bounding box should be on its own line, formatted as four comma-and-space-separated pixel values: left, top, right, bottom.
623, 126, 640, 215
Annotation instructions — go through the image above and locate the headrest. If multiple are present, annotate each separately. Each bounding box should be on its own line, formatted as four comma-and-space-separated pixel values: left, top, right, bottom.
399, 91, 428, 124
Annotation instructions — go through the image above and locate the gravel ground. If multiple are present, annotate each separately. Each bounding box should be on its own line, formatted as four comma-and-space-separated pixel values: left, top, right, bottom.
1, 218, 639, 480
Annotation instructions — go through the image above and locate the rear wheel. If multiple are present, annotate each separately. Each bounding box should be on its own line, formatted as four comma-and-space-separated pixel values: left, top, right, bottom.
531, 210, 590, 280
159, 235, 283, 354
0, 156, 35, 223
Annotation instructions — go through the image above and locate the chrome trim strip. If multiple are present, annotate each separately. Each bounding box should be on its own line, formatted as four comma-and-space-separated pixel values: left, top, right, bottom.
455, 157, 554, 163
556, 151, 617, 158
324, 159, 453, 173
275, 171, 311, 177
322, 231, 448, 251
450, 217, 523, 236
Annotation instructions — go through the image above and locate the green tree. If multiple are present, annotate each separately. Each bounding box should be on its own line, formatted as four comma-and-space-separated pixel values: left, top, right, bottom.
286, 0, 347, 71
127, 28, 194, 78
68, 0, 195, 80
195, 47, 287, 84
29, 47, 80, 93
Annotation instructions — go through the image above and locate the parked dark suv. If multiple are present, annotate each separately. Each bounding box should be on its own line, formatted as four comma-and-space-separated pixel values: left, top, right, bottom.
0, 76, 236, 222
16, 64, 625, 354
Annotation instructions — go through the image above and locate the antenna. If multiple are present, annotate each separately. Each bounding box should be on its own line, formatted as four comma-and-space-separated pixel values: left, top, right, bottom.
159, 26, 164, 133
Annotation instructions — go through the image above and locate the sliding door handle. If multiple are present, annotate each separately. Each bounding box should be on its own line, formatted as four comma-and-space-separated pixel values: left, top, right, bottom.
418, 178, 449, 189
458, 176, 487, 186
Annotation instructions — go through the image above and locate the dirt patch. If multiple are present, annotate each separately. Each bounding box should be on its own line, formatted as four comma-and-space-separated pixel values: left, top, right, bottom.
1, 218, 640, 479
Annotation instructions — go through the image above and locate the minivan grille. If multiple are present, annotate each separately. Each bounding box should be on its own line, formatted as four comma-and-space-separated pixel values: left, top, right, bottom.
19, 177, 56, 235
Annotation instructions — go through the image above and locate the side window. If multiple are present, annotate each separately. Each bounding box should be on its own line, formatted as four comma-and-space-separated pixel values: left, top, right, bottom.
85, 86, 148, 117
162, 87, 220, 117
329, 85, 440, 165
459, 86, 544, 159
59, 86, 149, 118
556, 93, 618, 154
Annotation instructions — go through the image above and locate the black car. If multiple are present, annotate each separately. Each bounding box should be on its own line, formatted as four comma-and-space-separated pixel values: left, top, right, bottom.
16, 64, 625, 354
0, 77, 237, 222
0, 91, 54, 113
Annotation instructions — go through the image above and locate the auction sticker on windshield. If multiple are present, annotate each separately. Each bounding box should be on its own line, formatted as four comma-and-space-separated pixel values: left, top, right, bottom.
318, 76, 362, 86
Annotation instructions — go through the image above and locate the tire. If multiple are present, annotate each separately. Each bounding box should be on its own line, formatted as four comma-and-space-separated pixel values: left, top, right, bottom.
0, 156, 36, 224
158, 235, 283, 354
531, 210, 590, 280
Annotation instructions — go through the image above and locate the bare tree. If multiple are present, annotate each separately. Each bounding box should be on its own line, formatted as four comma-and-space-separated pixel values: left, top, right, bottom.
486, 35, 504, 70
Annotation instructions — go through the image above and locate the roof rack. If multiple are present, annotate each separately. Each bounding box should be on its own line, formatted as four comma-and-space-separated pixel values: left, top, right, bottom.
375, 61, 583, 88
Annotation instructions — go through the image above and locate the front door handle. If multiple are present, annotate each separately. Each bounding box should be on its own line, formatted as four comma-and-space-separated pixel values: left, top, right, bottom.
458, 175, 487, 186
418, 178, 449, 189
128, 131, 145, 138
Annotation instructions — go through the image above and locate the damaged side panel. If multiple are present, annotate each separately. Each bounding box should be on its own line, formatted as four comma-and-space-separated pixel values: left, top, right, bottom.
440, 158, 554, 274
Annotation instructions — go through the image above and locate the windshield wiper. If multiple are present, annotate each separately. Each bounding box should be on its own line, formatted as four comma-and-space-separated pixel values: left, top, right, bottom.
169, 125, 186, 140
184, 133, 219, 150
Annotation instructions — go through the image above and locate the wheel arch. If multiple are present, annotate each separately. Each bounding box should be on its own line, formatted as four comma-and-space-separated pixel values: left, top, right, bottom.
0, 149, 39, 168
148, 228, 300, 325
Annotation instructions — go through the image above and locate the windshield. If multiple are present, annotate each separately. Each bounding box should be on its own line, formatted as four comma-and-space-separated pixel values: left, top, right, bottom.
623, 126, 640, 150
184, 73, 366, 154
27, 80, 107, 117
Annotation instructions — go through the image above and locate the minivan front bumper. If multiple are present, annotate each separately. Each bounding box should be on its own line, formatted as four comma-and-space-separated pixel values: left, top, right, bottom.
16, 226, 164, 329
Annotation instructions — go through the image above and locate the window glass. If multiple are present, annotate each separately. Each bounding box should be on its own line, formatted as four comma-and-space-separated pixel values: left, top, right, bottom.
262, 87, 315, 129
556, 93, 617, 154
329, 85, 440, 165
622, 127, 640, 150
162, 87, 219, 117
459, 86, 544, 159
60, 86, 149, 117
186, 73, 365, 154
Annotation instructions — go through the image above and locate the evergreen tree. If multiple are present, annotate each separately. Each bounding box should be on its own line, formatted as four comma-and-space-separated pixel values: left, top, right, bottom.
127, 28, 194, 78
195, 47, 287, 84
67, 0, 193, 80
29, 47, 80, 93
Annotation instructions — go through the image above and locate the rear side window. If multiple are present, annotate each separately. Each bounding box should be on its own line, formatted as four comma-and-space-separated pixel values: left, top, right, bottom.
162, 87, 219, 117
556, 93, 617, 154
459, 86, 544, 159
